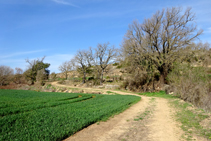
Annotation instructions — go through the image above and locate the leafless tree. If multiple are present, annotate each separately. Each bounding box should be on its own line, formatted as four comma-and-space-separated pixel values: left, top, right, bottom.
15, 67, 23, 74
13, 67, 24, 84
75, 48, 93, 83
58, 61, 72, 80
95, 42, 117, 85
0, 65, 14, 86
122, 7, 203, 84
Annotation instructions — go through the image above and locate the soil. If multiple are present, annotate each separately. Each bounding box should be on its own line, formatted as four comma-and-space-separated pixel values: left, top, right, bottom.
50, 82, 185, 141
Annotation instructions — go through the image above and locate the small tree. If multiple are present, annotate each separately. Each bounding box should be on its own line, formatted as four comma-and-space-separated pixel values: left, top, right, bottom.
25, 56, 50, 84
95, 42, 117, 85
58, 61, 72, 80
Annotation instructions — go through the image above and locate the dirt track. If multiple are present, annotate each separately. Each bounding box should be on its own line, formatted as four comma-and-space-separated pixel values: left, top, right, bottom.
51, 82, 183, 141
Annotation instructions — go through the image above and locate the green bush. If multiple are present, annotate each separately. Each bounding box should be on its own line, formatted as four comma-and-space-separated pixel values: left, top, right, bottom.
116, 64, 123, 69
113, 62, 119, 66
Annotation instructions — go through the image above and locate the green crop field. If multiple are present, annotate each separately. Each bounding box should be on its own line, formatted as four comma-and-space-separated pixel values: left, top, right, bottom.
0, 89, 140, 141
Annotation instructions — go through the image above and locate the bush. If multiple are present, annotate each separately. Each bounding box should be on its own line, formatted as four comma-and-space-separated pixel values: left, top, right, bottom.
50, 72, 57, 80
116, 64, 123, 69
168, 63, 211, 111
92, 78, 101, 85
121, 72, 153, 92
113, 62, 119, 66
36, 69, 46, 86
13, 74, 27, 84
87, 76, 94, 81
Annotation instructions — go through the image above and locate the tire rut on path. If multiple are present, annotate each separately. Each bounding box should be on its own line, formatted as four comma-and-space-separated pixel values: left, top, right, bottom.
146, 98, 183, 141
51, 82, 183, 141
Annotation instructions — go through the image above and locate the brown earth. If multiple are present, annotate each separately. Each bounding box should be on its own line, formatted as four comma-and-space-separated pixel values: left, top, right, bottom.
51, 82, 185, 141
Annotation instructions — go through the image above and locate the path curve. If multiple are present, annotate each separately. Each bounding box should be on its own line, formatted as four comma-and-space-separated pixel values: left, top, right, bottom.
51, 82, 183, 141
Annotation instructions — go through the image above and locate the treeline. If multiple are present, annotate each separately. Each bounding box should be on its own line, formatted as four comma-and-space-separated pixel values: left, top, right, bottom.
1, 6, 211, 110
59, 7, 211, 110
0, 56, 50, 87
59, 42, 117, 85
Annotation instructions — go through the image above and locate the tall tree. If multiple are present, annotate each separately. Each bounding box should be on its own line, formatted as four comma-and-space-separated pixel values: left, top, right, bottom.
122, 7, 203, 84
95, 42, 117, 85
75, 48, 93, 83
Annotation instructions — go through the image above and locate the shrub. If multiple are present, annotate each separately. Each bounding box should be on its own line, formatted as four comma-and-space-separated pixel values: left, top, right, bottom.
116, 64, 123, 69
87, 76, 94, 81
168, 63, 211, 111
113, 62, 119, 66
105, 76, 110, 79
58, 80, 66, 84
13, 74, 27, 84
92, 78, 101, 85
50, 72, 57, 80
121, 72, 150, 91
35, 69, 47, 86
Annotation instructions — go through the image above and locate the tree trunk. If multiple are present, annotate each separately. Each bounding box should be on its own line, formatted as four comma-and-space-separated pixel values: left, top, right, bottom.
83, 72, 86, 83
100, 70, 104, 85
65, 72, 68, 80
158, 65, 168, 86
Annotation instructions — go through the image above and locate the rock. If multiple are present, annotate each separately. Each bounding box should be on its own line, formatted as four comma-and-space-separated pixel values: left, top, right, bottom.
98, 86, 104, 89
164, 84, 174, 94
105, 85, 120, 89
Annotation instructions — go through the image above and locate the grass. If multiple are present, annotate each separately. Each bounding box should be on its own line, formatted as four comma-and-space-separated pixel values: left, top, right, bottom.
138, 91, 211, 140
0, 89, 141, 141
137, 90, 177, 99
106, 91, 118, 95
134, 98, 156, 121
170, 99, 211, 140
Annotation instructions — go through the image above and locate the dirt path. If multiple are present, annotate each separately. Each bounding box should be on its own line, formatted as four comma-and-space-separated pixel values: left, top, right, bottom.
51, 82, 183, 141
147, 98, 182, 141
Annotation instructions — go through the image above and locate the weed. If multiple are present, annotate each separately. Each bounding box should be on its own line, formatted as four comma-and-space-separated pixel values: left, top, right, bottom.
138, 91, 177, 99
170, 99, 211, 140
134, 98, 156, 121
106, 91, 118, 95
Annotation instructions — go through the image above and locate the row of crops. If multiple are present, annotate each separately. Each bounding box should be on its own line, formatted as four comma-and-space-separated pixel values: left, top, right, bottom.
0, 89, 141, 141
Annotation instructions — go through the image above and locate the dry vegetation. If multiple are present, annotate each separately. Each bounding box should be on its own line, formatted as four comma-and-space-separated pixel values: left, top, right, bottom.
1, 6, 211, 112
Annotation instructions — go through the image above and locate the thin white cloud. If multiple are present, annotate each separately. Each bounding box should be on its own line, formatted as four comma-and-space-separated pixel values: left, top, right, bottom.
51, 0, 79, 7
0, 50, 46, 59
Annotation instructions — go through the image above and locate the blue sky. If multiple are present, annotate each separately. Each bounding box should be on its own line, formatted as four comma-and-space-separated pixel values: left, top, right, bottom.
0, 0, 210, 73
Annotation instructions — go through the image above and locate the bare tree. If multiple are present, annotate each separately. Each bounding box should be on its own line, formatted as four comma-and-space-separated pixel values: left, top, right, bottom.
58, 61, 72, 80
0, 65, 14, 86
13, 67, 24, 84
75, 48, 93, 83
95, 42, 117, 85
15, 67, 23, 74
122, 7, 203, 84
